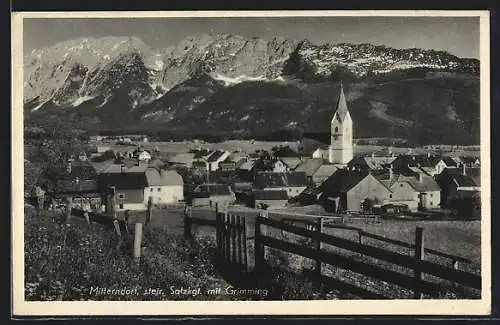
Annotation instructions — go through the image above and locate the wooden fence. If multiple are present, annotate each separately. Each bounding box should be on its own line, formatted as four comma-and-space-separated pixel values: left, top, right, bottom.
279, 217, 473, 268
182, 205, 481, 299
183, 205, 250, 272
254, 216, 481, 299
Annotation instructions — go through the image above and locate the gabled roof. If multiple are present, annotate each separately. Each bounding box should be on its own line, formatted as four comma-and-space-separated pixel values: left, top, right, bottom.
145, 168, 183, 187
391, 174, 441, 192
254, 171, 308, 189
313, 164, 340, 179
332, 82, 350, 123
206, 150, 227, 162
280, 157, 304, 170
253, 189, 289, 200
239, 159, 256, 171
442, 157, 458, 167
295, 158, 324, 177
98, 172, 148, 190
354, 156, 396, 170
193, 149, 214, 159
442, 168, 480, 187
319, 169, 370, 194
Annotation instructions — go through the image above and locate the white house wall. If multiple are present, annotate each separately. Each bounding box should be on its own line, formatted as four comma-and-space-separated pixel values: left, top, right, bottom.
144, 185, 184, 205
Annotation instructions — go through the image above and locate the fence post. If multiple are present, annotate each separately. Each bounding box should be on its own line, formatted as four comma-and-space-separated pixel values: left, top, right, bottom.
146, 197, 153, 225
314, 217, 324, 287
358, 230, 363, 245
183, 207, 192, 244
133, 223, 143, 264
124, 210, 130, 235
113, 219, 122, 249
83, 210, 91, 226
254, 215, 264, 272
413, 227, 425, 299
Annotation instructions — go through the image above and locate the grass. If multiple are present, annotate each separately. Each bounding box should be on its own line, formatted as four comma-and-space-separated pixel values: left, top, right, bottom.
24, 205, 254, 301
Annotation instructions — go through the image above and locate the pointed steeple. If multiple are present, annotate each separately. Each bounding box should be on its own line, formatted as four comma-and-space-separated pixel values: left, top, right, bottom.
333, 81, 349, 122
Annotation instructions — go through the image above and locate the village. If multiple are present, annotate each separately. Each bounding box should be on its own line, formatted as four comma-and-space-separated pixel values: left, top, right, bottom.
31, 84, 481, 222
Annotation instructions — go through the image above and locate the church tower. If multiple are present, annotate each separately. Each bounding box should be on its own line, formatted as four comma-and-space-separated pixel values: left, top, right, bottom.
329, 82, 353, 164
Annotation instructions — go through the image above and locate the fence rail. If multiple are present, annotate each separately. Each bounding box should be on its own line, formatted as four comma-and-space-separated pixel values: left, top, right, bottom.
182, 206, 480, 299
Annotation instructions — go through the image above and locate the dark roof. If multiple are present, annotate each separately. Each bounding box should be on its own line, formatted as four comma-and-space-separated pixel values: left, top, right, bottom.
206, 150, 225, 162
194, 183, 231, 196
319, 169, 370, 194
54, 179, 99, 194
442, 157, 458, 167
98, 172, 148, 190
253, 189, 289, 200
460, 156, 480, 164
452, 174, 478, 187
254, 172, 308, 189
193, 149, 213, 159
444, 168, 479, 187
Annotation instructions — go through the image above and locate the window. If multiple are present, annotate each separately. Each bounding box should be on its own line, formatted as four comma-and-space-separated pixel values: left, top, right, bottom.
430, 193, 433, 198
389, 194, 393, 198
400, 184, 404, 187
158, 188, 161, 192
118, 193, 125, 199
150, 188, 154, 192
334, 127, 338, 133
430, 202, 433, 206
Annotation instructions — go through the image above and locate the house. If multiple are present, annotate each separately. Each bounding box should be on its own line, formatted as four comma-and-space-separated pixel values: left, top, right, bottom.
98, 171, 149, 211
380, 173, 441, 211
272, 159, 288, 173
280, 157, 303, 170
348, 154, 397, 171
253, 171, 308, 199
144, 168, 184, 205
294, 158, 324, 183
135, 150, 152, 161
253, 189, 289, 210
191, 183, 236, 207
435, 167, 481, 205
391, 154, 448, 176
219, 160, 237, 172
459, 156, 481, 168
312, 146, 329, 160
312, 165, 340, 186
318, 169, 392, 213
48, 160, 102, 210
206, 150, 231, 172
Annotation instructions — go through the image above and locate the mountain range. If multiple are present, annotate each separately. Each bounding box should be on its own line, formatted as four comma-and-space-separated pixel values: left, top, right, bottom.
24, 34, 480, 145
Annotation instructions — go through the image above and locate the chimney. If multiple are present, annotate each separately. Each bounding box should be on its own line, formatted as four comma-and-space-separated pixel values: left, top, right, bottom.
120, 164, 125, 173
462, 163, 466, 176
419, 173, 423, 183
389, 164, 393, 179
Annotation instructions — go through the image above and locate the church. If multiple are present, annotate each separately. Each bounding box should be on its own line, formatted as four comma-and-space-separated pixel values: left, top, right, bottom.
311, 82, 354, 165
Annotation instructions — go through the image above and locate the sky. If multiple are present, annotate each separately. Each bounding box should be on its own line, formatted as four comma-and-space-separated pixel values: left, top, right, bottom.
23, 16, 480, 59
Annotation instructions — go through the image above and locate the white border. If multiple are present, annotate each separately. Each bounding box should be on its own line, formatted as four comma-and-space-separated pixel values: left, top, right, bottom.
11, 10, 491, 316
